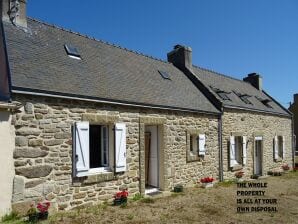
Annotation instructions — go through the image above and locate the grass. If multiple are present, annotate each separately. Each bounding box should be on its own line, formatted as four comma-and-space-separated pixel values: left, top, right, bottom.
140, 197, 154, 204
1, 211, 23, 224
126, 214, 134, 220
216, 180, 235, 187
131, 193, 143, 201
281, 170, 298, 179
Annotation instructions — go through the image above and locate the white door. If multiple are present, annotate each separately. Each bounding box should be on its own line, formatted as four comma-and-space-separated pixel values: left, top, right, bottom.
145, 126, 159, 187
255, 138, 263, 175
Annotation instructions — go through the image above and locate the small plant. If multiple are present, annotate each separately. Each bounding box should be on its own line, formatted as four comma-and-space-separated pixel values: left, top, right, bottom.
1, 211, 20, 222
282, 164, 290, 171
132, 193, 143, 201
235, 171, 244, 179
251, 174, 259, 179
267, 170, 273, 175
27, 201, 51, 222
114, 189, 128, 206
127, 214, 134, 220
173, 184, 183, 193
200, 177, 215, 183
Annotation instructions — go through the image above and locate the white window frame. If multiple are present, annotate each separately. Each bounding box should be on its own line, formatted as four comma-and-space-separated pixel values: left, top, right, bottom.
74, 122, 127, 177
230, 135, 247, 167
189, 133, 206, 157
274, 135, 285, 160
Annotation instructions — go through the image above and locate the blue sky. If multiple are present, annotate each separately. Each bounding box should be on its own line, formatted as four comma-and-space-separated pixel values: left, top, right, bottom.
27, 0, 298, 107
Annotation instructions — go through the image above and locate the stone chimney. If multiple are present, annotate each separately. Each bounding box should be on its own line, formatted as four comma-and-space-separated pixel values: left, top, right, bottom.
167, 45, 193, 71
294, 93, 298, 104
243, 73, 263, 91
1, 0, 27, 27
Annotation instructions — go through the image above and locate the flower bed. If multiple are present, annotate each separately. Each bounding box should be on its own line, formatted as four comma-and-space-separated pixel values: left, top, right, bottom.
200, 177, 215, 188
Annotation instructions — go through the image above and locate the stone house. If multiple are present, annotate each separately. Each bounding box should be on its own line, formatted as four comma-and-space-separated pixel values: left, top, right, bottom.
0, 0, 221, 215
0, 0, 294, 216
289, 94, 298, 152
167, 45, 294, 180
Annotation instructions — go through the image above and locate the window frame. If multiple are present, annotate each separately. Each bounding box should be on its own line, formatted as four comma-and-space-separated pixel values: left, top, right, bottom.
186, 130, 206, 162
73, 122, 117, 177
88, 124, 111, 173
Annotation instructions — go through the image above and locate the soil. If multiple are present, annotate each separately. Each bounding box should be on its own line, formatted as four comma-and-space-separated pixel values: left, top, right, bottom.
48, 172, 298, 224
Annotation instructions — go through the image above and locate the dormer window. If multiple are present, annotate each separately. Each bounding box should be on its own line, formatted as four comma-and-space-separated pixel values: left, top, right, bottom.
210, 86, 231, 101
256, 97, 272, 108
64, 44, 81, 60
234, 91, 252, 105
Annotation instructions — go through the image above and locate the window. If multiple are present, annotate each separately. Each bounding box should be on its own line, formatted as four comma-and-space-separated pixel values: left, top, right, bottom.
158, 70, 171, 80
234, 91, 252, 105
230, 136, 247, 167
64, 44, 81, 60
210, 86, 231, 101
73, 122, 126, 177
89, 125, 109, 168
188, 133, 206, 161
256, 97, 273, 108
274, 135, 285, 160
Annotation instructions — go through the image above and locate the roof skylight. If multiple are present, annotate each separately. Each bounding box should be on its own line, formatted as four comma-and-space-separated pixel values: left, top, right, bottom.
158, 70, 171, 80
64, 44, 81, 59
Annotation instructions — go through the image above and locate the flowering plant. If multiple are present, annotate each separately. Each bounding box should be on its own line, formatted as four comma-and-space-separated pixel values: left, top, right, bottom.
200, 177, 214, 183
27, 201, 50, 222
114, 190, 129, 199
114, 189, 128, 206
235, 171, 244, 178
37, 201, 51, 213
282, 164, 290, 171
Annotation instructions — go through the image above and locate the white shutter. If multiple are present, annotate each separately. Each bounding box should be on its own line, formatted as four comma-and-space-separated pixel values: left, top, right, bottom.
274, 136, 278, 160
230, 136, 236, 167
115, 123, 126, 172
242, 136, 247, 165
282, 136, 285, 159
75, 122, 89, 174
198, 134, 206, 156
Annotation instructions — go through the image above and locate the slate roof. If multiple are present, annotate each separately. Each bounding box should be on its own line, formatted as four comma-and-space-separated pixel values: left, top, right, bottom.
193, 66, 290, 116
2, 18, 219, 114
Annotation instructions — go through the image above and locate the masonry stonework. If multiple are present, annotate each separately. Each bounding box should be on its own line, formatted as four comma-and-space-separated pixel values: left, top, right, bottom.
222, 109, 292, 180
11, 94, 219, 213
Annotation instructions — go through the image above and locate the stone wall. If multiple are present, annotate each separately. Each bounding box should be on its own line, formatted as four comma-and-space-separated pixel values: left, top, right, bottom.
0, 110, 15, 217
222, 109, 292, 180
11, 94, 219, 213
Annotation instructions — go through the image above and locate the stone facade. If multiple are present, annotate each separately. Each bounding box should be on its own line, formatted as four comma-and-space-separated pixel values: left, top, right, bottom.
11, 94, 219, 213
222, 109, 292, 180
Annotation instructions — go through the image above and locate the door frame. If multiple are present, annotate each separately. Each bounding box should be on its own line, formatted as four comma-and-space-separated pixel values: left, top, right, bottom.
254, 136, 263, 176
145, 126, 159, 188
139, 117, 167, 195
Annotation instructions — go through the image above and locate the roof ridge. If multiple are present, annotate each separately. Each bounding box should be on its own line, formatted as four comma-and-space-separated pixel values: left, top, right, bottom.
27, 17, 170, 65
193, 64, 252, 85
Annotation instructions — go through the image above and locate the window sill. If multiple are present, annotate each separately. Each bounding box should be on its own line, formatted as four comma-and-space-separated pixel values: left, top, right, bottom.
73, 171, 117, 185
275, 158, 282, 162
187, 154, 205, 162
232, 164, 243, 171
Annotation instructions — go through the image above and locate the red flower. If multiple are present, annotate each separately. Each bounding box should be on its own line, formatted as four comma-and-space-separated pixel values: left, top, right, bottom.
235, 171, 244, 178
114, 190, 128, 199
200, 177, 215, 183
37, 201, 50, 213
